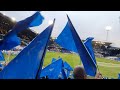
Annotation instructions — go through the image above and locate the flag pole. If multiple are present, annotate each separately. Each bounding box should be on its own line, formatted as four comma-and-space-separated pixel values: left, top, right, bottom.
35, 19, 55, 79
96, 63, 103, 78
66, 14, 103, 78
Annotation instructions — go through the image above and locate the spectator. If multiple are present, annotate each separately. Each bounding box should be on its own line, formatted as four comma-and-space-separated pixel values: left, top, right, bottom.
73, 66, 87, 79
73, 66, 103, 79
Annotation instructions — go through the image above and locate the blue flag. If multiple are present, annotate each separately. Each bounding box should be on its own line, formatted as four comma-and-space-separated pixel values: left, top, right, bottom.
61, 66, 67, 79
0, 51, 5, 62
51, 58, 72, 78
55, 15, 97, 76
55, 22, 78, 53
84, 37, 96, 64
0, 34, 21, 50
0, 63, 4, 70
0, 64, 3, 67
63, 61, 73, 78
0, 19, 55, 79
64, 61, 73, 71
51, 58, 73, 71
51, 58, 57, 63
11, 11, 44, 34
118, 73, 120, 79
39, 58, 64, 79
0, 11, 44, 50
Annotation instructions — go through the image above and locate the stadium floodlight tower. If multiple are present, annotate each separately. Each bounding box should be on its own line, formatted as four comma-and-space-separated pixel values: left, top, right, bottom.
11, 17, 16, 22
105, 26, 112, 42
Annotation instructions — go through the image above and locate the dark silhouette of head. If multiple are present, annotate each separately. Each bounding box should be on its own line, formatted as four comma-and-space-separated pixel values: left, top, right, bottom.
73, 66, 87, 79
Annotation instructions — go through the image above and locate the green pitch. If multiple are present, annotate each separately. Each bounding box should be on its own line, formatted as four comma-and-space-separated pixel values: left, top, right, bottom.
3, 51, 120, 79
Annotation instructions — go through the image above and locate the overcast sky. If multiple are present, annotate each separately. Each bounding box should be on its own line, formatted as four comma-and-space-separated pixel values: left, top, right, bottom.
0, 11, 120, 47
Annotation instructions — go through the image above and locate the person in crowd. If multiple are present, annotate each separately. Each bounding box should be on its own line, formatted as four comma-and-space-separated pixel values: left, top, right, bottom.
73, 66, 103, 79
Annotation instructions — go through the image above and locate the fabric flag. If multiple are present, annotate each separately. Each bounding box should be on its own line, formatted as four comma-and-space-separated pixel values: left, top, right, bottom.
0, 51, 5, 62
0, 64, 4, 70
0, 64, 3, 67
55, 15, 97, 76
39, 58, 64, 79
55, 22, 78, 53
0, 19, 55, 79
0, 11, 44, 50
61, 66, 67, 79
66, 70, 71, 78
64, 61, 73, 71
58, 58, 67, 79
0, 34, 21, 50
51, 58, 73, 71
63, 61, 73, 78
118, 73, 120, 79
84, 37, 97, 64
11, 11, 44, 34
51, 58, 57, 63
51, 58, 72, 78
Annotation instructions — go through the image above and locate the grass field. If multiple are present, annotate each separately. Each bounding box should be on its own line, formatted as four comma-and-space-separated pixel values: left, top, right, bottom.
3, 51, 120, 79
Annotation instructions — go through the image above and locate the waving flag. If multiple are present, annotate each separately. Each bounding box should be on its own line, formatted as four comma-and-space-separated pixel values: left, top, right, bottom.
0, 19, 55, 79
61, 66, 67, 79
39, 58, 64, 79
0, 51, 5, 62
64, 61, 73, 71
0, 11, 44, 50
51, 58, 57, 63
50, 58, 73, 78
63, 61, 73, 78
11, 11, 44, 34
55, 15, 97, 76
55, 22, 78, 53
0, 34, 21, 50
51, 58, 73, 72
84, 37, 96, 64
